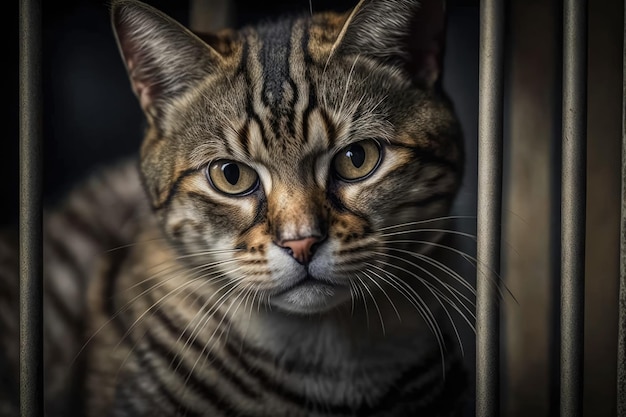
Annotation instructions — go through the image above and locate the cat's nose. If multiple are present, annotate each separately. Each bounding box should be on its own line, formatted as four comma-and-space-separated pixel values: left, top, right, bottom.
280, 237, 320, 265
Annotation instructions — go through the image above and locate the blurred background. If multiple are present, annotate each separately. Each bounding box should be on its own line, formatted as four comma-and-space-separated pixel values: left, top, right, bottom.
5, 0, 624, 416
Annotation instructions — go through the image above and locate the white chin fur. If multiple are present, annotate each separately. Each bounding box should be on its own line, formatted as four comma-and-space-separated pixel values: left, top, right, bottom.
270, 283, 351, 315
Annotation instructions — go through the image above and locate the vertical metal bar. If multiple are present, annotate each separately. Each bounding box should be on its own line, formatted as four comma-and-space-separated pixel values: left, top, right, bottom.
476, 0, 505, 416
19, 0, 43, 415
560, 0, 587, 416
617, 1, 626, 415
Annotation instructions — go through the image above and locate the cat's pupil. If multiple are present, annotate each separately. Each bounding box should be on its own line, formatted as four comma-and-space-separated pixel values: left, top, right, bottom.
347, 144, 365, 168
222, 163, 240, 185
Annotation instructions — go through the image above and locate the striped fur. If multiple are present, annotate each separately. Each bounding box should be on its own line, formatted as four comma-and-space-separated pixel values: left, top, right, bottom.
0, 0, 468, 415
0, 161, 148, 416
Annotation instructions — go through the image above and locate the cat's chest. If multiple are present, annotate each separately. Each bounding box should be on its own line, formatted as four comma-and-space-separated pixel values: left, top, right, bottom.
204, 320, 462, 416
116, 335, 464, 417
109, 309, 466, 417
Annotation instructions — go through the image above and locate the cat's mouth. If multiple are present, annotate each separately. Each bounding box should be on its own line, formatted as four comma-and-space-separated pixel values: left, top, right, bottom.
270, 276, 350, 315
274, 276, 337, 295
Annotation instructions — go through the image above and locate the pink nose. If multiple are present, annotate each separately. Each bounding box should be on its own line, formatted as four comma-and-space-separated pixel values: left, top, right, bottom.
280, 237, 320, 264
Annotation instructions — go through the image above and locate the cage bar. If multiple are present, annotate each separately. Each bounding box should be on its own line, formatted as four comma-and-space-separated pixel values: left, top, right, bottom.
476, 0, 505, 416
19, 0, 43, 415
560, 0, 587, 415
617, 1, 626, 415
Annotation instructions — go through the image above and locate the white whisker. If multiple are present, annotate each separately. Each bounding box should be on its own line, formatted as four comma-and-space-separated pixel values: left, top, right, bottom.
361, 269, 401, 322
355, 273, 386, 335
383, 238, 512, 301
377, 215, 477, 231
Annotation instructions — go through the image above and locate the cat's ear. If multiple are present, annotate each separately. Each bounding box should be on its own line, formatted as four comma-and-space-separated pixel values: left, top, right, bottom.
111, 0, 223, 118
333, 0, 446, 88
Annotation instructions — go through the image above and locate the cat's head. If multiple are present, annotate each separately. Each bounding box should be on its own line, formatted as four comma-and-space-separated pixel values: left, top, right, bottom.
111, 0, 463, 315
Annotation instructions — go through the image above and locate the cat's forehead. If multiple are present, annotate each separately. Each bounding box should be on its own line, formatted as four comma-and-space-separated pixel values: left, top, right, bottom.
173, 12, 407, 179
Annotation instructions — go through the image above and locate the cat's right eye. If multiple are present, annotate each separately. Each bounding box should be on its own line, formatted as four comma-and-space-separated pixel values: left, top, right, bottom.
207, 160, 259, 196
332, 139, 382, 182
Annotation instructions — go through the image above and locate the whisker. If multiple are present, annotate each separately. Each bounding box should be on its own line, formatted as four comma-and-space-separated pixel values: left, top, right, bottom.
240, 285, 261, 357
173, 280, 244, 390
103, 236, 169, 253
348, 281, 356, 316
374, 251, 468, 304
177, 283, 246, 407
112, 271, 235, 385
172, 272, 245, 373
383, 238, 515, 302
115, 256, 242, 296
363, 261, 446, 351
175, 248, 241, 260
380, 228, 477, 240
338, 55, 359, 116
117, 257, 244, 308
116, 265, 243, 352
371, 253, 476, 333
352, 278, 370, 330
225, 283, 253, 346
88, 260, 244, 374
114, 247, 245, 298
355, 273, 386, 335
374, 254, 469, 355
198, 282, 253, 373
360, 269, 401, 322
70, 261, 200, 367
384, 246, 477, 300
378, 258, 467, 357
181, 282, 247, 399
380, 224, 523, 260
377, 215, 478, 231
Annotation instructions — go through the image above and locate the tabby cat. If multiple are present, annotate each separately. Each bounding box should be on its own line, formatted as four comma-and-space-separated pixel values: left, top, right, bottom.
0, 0, 469, 415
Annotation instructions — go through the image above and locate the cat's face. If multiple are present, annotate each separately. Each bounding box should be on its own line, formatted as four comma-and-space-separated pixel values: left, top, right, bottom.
112, 0, 462, 314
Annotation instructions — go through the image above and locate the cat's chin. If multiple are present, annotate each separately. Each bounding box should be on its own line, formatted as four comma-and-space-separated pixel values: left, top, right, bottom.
269, 280, 351, 315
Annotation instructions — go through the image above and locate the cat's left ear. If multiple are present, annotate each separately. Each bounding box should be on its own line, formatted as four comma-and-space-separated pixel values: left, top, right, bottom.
111, 0, 224, 119
333, 0, 446, 88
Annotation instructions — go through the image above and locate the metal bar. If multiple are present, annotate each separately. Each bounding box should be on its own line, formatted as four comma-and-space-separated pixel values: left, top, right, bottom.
617, 0, 626, 414
476, 0, 505, 416
19, 0, 43, 415
560, 0, 587, 415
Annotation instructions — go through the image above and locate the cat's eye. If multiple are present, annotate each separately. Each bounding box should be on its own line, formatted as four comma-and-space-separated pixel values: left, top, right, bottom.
207, 160, 259, 196
332, 139, 382, 182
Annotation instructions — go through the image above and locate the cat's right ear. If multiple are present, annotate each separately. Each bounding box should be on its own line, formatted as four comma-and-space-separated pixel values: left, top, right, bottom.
331, 0, 446, 89
111, 0, 223, 120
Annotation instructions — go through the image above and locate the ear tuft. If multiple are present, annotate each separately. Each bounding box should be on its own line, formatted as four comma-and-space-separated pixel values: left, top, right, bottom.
111, 0, 222, 118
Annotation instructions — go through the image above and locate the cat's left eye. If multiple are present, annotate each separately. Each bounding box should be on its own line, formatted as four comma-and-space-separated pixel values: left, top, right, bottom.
207, 160, 259, 196
332, 139, 382, 182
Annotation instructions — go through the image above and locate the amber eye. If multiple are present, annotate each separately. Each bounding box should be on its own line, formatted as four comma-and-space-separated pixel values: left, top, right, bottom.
207, 160, 259, 195
332, 139, 382, 181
